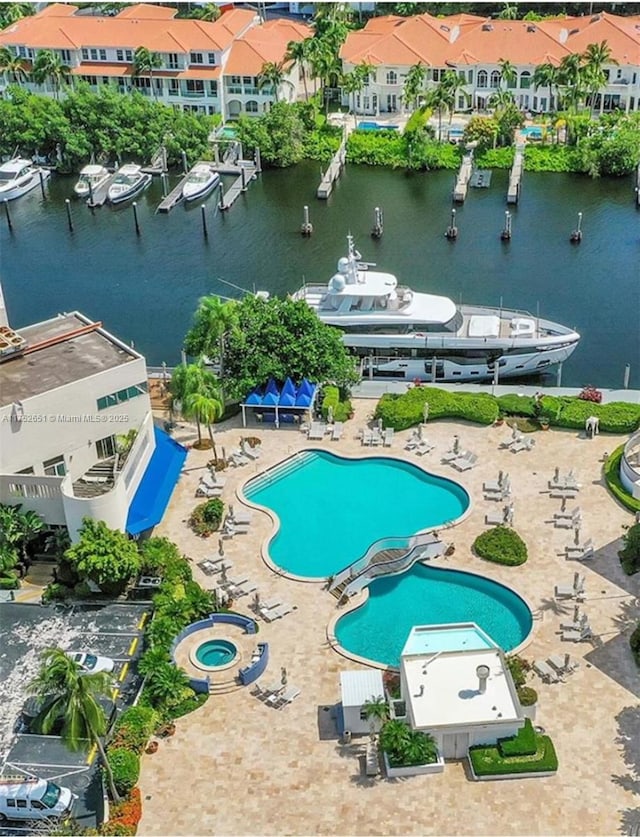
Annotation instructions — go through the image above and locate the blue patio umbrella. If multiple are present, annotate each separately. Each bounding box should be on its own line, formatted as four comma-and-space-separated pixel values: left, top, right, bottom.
281, 377, 297, 399
265, 377, 279, 397
279, 384, 296, 408
298, 378, 315, 398
245, 387, 263, 406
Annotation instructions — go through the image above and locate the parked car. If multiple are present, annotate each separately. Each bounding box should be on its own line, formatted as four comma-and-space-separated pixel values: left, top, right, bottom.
0, 778, 76, 822
67, 652, 115, 674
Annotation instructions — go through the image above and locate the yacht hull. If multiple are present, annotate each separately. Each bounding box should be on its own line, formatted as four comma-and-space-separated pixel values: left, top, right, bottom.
0, 168, 50, 201
183, 172, 220, 202
107, 173, 151, 204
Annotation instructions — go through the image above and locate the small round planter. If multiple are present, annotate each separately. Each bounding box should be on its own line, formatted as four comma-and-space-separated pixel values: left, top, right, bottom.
145, 741, 159, 755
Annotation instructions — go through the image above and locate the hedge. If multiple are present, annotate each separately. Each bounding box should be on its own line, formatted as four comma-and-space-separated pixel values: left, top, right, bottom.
554, 399, 640, 434
498, 719, 537, 757
604, 445, 640, 515
473, 527, 528, 566
321, 385, 352, 422
107, 748, 140, 796
469, 733, 558, 776
517, 686, 538, 707
110, 706, 159, 754
374, 387, 499, 430
496, 394, 538, 418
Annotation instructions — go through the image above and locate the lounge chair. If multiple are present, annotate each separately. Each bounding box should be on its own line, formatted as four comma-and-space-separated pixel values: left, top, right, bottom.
258, 597, 281, 612
533, 660, 560, 683
273, 686, 301, 709
197, 559, 218, 576
196, 483, 223, 498
554, 507, 581, 520
332, 422, 344, 441
485, 510, 505, 526
483, 479, 503, 493
548, 653, 578, 675
414, 440, 434, 456
370, 429, 382, 447
554, 511, 581, 529
511, 437, 535, 453
383, 428, 394, 447
452, 452, 477, 471
441, 449, 465, 463
263, 603, 294, 622
554, 579, 580, 598
230, 509, 252, 526
242, 446, 261, 461
550, 487, 579, 500
566, 538, 594, 560
561, 625, 592, 642
404, 432, 420, 451
235, 579, 258, 596
361, 430, 373, 446
308, 422, 326, 440
211, 561, 233, 574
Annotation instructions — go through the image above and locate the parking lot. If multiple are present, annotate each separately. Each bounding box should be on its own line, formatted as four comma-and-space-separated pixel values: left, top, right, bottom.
0, 602, 150, 831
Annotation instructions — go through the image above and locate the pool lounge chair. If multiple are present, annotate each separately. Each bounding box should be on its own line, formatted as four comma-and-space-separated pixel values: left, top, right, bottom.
441, 448, 465, 463
308, 422, 326, 440
197, 559, 218, 576
196, 483, 223, 498
370, 429, 382, 447
263, 603, 294, 622
258, 597, 281, 612
554, 580, 578, 598
383, 428, 394, 447
511, 437, 535, 453
211, 561, 234, 574
242, 446, 261, 461
533, 660, 560, 683
361, 430, 373, 446
485, 509, 507, 526
566, 538, 594, 560
414, 440, 434, 456
452, 452, 477, 471
548, 654, 579, 675
404, 432, 420, 451
561, 624, 592, 642
272, 686, 301, 709
332, 422, 344, 441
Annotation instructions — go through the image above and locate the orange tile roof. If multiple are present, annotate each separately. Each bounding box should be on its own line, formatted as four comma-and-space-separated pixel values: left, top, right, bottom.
70, 62, 133, 76
177, 65, 221, 79
453, 20, 571, 66
224, 18, 311, 76
117, 4, 177, 19
0, 5, 256, 53
556, 12, 640, 65
37, 4, 78, 18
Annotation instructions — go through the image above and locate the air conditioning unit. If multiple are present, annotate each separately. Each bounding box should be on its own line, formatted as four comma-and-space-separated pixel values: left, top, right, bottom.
481, 23, 493, 31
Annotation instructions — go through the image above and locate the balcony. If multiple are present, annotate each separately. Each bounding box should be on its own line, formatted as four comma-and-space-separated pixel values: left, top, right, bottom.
181, 89, 206, 99
609, 78, 630, 86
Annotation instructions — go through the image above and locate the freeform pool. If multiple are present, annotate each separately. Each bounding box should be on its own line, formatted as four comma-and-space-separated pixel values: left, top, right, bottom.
244, 451, 469, 578
358, 121, 399, 131
191, 639, 238, 670
335, 564, 532, 666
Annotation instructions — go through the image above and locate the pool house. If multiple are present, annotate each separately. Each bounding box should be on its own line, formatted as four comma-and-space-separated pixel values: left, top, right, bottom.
397, 623, 524, 760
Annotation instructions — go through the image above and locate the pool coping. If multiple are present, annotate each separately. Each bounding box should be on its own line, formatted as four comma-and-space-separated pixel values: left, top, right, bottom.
237, 447, 473, 585
326, 559, 536, 671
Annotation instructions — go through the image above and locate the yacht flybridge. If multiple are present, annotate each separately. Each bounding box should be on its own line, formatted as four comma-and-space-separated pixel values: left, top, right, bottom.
292, 236, 580, 382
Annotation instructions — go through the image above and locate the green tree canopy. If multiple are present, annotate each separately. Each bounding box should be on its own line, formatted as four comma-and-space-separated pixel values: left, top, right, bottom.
235, 101, 307, 167
64, 518, 140, 592
212, 294, 357, 399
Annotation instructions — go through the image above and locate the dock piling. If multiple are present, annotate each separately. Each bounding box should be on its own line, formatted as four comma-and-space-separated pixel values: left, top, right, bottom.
624, 363, 631, 389
3, 199, 13, 231
556, 362, 563, 387
38, 169, 46, 199
161, 172, 169, 197
218, 181, 225, 211
132, 201, 140, 236
255, 146, 262, 174
371, 206, 383, 239
570, 212, 583, 243
64, 198, 74, 232
181, 150, 188, 175
240, 166, 247, 192
300, 205, 313, 236
500, 210, 512, 241
201, 204, 208, 239
88, 179, 94, 207
445, 208, 458, 240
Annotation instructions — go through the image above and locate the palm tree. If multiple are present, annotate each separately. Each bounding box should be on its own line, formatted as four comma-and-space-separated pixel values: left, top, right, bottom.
362, 695, 389, 739
132, 46, 163, 99
532, 62, 559, 112
403, 62, 426, 113
0, 46, 28, 87
31, 50, 70, 99
425, 81, 452, 142
498, 58, 518, 92
143, 662, 192, 709
341, 70, 364, 125
184, 295, 238, 395
183, 387, 224, 459
285, 39, 311, 102
197, 3, 221, 21
0, 3, 35, 29
488, 89, 516, 109
16, 508, 45, 564
28, 648, 120, 802
558, 53, 585, 114
441, 69, 469, 126
582, 40, 617, 116
259, 60, 286, 104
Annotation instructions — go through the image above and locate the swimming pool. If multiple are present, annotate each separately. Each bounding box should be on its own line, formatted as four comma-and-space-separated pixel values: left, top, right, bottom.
335, 564, 532, 665
244, 451, 469, 578
358, 121, 399, 131
191, 639, 238, 670
521, 126, 543, 138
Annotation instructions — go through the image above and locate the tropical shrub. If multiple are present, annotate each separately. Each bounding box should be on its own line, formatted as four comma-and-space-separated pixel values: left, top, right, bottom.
171, 691, 208, 719
524, 145, 580, 173
41, 581, 72, 602
619, 523, 640, 576
604, 446, 640, 515
474, 147, 514, 169
517, 686, 538, 707
0, 574, 19, 590
64, 518, 140, 593
106, 749, 140, 796
347, 130, 407, 167
110, 706, 159, 754
630, 623, 640, 666
505, 654, 531, 689
139, 537, 192, 583
143, 662, 194, 714
189, 499, 224, 536
462, 116, 498, 151
496, 394, 538, 418
498, 719, 537, 757
379, 719, 438, 767
473, 527, 528, 566
321, 385, 352, 422
101, 788, 142, 836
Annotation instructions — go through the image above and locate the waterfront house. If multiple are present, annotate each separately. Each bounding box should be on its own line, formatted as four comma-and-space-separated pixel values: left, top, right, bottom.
340, 10, 640, 116
0, 3, 310, 119
0, 300, 185, 541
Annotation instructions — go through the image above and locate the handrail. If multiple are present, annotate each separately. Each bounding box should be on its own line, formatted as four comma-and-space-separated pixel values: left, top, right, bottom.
343, 533, 444, 596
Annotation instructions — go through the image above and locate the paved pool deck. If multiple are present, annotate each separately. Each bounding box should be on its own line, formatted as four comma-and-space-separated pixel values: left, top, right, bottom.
138, 400, 639, 837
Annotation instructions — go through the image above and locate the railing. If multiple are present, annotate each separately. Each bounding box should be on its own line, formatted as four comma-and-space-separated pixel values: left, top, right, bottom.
343, 535, 445, 597
329, 534, 413, 592
181, 90, 206, 99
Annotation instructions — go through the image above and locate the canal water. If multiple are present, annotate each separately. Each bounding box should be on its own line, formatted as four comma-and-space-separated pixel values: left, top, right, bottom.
1, 161, 638, 388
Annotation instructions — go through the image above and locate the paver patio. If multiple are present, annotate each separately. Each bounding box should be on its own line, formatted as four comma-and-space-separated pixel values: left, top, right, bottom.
138, 400, 640, 836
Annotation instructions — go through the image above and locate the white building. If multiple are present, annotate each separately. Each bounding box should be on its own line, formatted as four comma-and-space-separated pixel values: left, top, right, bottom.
339, 669, 385, 736
398, 623, 524, 760
0, 307, 186, 540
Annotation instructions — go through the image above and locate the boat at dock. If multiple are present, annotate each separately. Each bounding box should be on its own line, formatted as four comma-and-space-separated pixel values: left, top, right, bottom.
292, 235, 580, 383
107, 164, 151, 205
74, 164, 110, 199
182, 164, 220, 202
0, 158, 50, 201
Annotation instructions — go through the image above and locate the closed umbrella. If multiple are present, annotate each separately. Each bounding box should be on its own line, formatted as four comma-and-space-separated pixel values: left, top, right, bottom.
453, 435, 460, 454
228, 503, 235, 522
574, 521, 582, 545
281, 666, 288, 686
253, 591, 260, 610
218, 538, 224, 557
511, 424, 519, 440
498, 470, 504, 487
220, 564, 228, 584
327, 406, 334, 424
423, 402, 429, 423
554, 466, 560, 483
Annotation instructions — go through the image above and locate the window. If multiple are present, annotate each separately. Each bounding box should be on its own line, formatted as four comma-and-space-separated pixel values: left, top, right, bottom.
245, 100, 258, 113
81, 48, 89, 60
96, 382, 147, 411
209, 80, 217, 96
359, 709, 369, 721
61, 49, 71, 63
31, 801, 45, 811
17, 46, 26, 57
490, 70, 500, 88
82, 75, 98, 85
190, 52, 204, 64
231, 75, 241, 84
477, 69, 487, 88
90, 48, 98, 61
125, 49, 133, 61
169, 78, 179, 96
207, 52, 216, 65
519, 71, 531, 89
17, 800, 27, 810
507, 73, 517, 89
468, 69, 473, 83
17, 466, 34, 475
7, 800, 16, 808
99, 49, 106, 61
96, 435, 116, 460
186, 79, 204, 94
117, 49, 124, 61
386, 70, 397, 85
363, 95, 370, 110
432, 68, 441, 82
167, 52, 179, 69
242, 75, 252, 85
43, 456, 66, 477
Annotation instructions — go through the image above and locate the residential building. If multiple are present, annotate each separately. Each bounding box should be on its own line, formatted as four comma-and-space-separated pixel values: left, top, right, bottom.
0, 3, 311, 119
340, 11, 640, 115
0, 305, 186, 541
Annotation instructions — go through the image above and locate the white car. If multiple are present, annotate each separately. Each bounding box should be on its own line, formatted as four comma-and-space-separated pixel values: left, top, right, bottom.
68, 652, 115, 674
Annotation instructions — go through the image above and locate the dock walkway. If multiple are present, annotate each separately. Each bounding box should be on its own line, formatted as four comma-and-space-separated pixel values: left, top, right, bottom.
317, 128, 348, 199
453, 151, 474, 202
86, 173, 118, 208
507, 144, 525, 204
220, 162, 256, 211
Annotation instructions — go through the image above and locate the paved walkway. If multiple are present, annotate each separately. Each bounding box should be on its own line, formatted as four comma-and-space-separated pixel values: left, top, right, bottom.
138, 401, 639, 836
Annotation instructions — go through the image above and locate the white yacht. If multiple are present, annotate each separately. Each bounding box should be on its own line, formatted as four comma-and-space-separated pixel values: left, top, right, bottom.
74, 164, 110, 199
107, 164, 151, 204
292, 235, 580, 383
0, 157, 51, 201
182, 164, 220, 202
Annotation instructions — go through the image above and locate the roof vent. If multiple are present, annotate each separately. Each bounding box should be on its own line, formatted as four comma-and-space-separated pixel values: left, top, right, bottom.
526, 24, 537, 32
591, 13, 602, 22
481, 23, 493, 31
569, 27, 579, 35
476, 664, 490, 694
440, 24, 450, 32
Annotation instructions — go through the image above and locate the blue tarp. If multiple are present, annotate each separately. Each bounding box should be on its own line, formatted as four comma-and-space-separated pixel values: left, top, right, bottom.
125, 427, 187, 536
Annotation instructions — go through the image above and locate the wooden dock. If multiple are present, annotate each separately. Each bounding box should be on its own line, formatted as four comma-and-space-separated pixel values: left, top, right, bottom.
507, 144, 525, 204
317, 129, 347, 199
453, 151, 474, 202
219, 162, 256, 211
156, 161, 218, 213
86, 172, 118, 208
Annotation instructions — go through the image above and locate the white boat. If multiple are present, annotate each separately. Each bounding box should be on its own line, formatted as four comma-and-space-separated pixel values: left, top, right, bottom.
0, 157, 51, 201
292, 235, 580, 383
182, 164, 220, 202
107, 163, 151, 204
74, 164, 110, 199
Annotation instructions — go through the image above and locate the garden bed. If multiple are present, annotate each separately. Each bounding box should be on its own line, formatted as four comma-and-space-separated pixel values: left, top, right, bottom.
383, 750, 444, 778
468, 720, 558, 780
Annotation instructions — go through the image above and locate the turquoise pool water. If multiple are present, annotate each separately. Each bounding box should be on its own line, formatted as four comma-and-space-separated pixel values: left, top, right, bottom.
403, 624, 495, 655
244, 451, 469, 578
194, 639, 237, 667
335, 564, 532, 665
521, 126, 543, 137
358, 121, 399, 131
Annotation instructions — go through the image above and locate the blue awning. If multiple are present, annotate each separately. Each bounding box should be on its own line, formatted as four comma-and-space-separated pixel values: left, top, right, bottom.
126, 427, 187, 536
